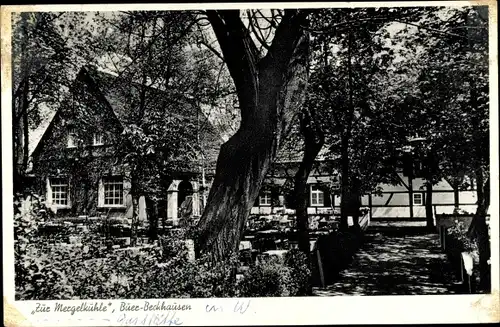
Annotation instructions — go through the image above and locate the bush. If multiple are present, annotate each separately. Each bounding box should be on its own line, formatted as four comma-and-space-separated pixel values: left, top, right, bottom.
237, 250, 311, 297
284, 249, 311, 296
445, 220, 480, 289
237, 256, 291, 297
14, 194, 310, 300
14, 194, 240, 300
447, 220, 478, 253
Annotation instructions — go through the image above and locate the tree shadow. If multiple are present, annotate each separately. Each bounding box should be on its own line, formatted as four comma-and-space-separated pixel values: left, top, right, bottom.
314, 232, 464, 296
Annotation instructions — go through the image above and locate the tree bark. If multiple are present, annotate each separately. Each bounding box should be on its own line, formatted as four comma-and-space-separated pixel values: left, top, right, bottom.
196, 10, 309, 261
22, 80, 29, 175
13, 78, 30, 193
339, 136, 350, 231
468, 171, 490, 292
425, 180, 434, 230
339, 29, 355, 232
129, 174, 141, 247
453, 186, 460, 211
294, 110, 324, 256
131, 196, 139, 247
350, 179, 362, 231
147, 198, 159, 242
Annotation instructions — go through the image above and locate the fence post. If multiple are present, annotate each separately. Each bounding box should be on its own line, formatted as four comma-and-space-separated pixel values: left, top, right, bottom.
440, 226, 446, 251
460, 254, 464, 282
316, 248, 325, 288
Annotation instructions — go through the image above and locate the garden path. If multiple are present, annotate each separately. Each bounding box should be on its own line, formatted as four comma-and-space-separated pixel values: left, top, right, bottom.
313, 229, 461, 296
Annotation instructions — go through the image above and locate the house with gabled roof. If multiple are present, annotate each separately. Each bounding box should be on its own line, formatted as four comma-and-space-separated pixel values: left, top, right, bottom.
30, 65, 224, 226
29, 63, 479, 228
250, 134, 479, 222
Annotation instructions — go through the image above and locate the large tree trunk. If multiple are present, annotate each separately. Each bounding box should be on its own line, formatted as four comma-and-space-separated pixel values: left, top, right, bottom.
350, 186, 362, 231
13, 78, 30, 193
468, 171, 490, 292
196, 10, 309, 261
339, 29, 356, 232
294, 110, 324, 256
339, 136, 350, 231
453, 185, 460, 211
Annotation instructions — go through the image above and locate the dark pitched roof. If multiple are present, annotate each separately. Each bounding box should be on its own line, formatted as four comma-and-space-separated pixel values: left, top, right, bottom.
32, 65, 224, 174
86, 66, 224, 172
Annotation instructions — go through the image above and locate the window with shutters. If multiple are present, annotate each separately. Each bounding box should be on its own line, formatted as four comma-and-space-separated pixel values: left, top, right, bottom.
310, 185, 325, 207
259, 189, 272, 206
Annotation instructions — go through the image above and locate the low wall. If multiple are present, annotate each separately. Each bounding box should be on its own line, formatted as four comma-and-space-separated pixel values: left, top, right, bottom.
311, 228, 364, 287
435, 214, 474, 231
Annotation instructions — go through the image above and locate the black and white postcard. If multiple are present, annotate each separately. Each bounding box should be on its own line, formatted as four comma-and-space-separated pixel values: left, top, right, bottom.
2, 1, 499, 326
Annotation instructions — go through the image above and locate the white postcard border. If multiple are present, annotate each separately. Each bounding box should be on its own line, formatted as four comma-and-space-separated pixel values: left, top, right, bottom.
2, 1, 499, 326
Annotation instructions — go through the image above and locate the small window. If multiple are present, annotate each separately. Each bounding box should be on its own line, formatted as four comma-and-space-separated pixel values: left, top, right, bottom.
413, 193, 423, 206
67, 128, 77, 148
51, 178, 69, 207
103, 176, 124, 206
93, 133, 104, 146
259, 189, 272, 206
310, 185, 325, 207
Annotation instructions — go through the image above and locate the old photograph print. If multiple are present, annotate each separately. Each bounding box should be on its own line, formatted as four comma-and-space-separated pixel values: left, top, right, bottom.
9, 4, 493, 302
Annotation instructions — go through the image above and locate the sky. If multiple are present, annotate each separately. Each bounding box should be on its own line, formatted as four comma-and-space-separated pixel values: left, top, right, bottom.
26, 7, 457, 155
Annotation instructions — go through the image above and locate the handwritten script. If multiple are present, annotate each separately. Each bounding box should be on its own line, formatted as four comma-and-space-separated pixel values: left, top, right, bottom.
29, 299, 252, 326
205, 300, 252, 314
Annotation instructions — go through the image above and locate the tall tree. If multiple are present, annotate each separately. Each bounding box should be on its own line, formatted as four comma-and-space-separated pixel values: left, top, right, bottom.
196, 9, 310, 261
303, 8, 417, 231
91, 11, 229, 242
12, 12, 89, 192
396, 6, 489, 288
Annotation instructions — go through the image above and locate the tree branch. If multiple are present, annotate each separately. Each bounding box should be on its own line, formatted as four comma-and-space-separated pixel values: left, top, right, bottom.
302, 16, 471, 40
197, 39, 224, 61
262, 9, 308, 71
257, 9, 279, 29
205, 10, 259, 115
248, 10, 271, 51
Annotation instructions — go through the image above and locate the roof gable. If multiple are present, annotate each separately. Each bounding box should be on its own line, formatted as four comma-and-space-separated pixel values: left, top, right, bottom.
32, 65, 225, 172
31, 67, 124, 159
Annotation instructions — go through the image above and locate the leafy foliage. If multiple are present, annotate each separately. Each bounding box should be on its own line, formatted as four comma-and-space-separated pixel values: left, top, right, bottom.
448, 220, 479, 253
304, 8, 416, 203
12, 12, 93, 188
15, 195, 310, 300
12, 12, 89, 122
395, 6, 489, 185
237, 249, 311, 297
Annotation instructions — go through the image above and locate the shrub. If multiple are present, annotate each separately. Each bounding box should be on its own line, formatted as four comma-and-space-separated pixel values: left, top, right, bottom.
284, 249, 311, 296
445, 220, 481, 291
237, 250, 311, 297
237, 256, 291, 297
447, 220, 478, 253
14, 194, 310, 300
14, 195, 237, 300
